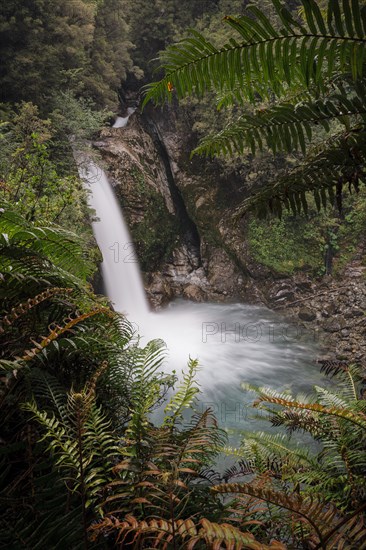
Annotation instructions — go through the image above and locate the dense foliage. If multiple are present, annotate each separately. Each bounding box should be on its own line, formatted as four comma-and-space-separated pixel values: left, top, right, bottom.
1, 0, 366, 548
0, 0, 135, 110
1, 210, 365, 547
144, 0, 366, 219
248, 186, 366, 275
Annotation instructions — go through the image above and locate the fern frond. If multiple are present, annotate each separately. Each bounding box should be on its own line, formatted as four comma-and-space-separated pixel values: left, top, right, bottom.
20, 307, 113, 363
239, 127, 366, 217
177, 408, 227, 468
193, 79, 366, 158
163, 357, 200, 428
23, 366, 118, 510
0, 287, 73, 333
24, 400, 82, 471
251, 389, 366, 429
211, 481, 366, 547
318, 363, 365, 401
28, 368, 68, 420
319, 359, 352, 378
268, 407, 328, 438
238, 431, 317, 473
0, 207, 94, 280
126, 339, 170, 447
142, 0, 366, 217
90, 514, 285, 548
143, 0, 366, 108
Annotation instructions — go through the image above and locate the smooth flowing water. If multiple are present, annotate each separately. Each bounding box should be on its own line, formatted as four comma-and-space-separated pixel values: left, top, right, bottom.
135, 300, 320, 439
80, 152, 322, 443
112, 107, 136, 128
79, 158, 149, 318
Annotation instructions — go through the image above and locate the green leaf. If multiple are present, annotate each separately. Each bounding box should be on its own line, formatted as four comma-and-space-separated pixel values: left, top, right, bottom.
352, 0, 364, 37
303, 0, 320, 34
247, 5, 279, 38
329, 0, 345, 36
343, 0, 355, 36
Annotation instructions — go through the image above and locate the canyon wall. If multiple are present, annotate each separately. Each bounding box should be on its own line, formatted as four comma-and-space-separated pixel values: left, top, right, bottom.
94, 104, 366, 362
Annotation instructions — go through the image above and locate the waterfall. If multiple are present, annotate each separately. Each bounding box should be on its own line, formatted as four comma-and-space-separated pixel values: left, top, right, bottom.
76, 123, 321, 440
112, 107, 136, 128
79, 158, 149, 320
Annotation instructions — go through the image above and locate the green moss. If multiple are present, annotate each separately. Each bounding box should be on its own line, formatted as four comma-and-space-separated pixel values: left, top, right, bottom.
128, 170, 179, 271
248, 188, 366, 277
248, 214, 325, 275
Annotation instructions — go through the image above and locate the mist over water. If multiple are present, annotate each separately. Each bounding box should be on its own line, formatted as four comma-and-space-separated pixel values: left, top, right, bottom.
80, 157, 322, 436
134, 300, 320, 434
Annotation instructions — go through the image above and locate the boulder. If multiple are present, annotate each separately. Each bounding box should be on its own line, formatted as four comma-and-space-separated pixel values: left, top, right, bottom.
183, 284, 205, 302
298, 308, 316, 322
323, 319, 346, 333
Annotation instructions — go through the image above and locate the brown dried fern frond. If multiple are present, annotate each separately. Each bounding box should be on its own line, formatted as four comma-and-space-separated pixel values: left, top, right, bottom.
211, 481, 366, 549
89, 514, 286, 549
19, 307, 113, 362
0, 287, 73, 333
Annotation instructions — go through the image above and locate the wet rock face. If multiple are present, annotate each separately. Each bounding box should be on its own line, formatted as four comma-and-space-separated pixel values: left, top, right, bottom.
95, 106, 365, 364
99, 117, 175, 219
96, 117, 184, 274
95, 108, 253, 308
266, 274, 366, 363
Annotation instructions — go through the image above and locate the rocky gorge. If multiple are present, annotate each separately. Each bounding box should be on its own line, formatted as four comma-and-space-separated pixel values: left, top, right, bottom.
93, 102, 366, 365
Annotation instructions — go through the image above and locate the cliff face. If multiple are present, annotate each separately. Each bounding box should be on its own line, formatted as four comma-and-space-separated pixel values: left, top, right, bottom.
94, 105, 366, 363
95, 107, 255, 307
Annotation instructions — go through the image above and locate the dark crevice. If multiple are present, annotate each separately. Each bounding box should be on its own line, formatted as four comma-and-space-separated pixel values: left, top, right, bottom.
141, 113, 202, 267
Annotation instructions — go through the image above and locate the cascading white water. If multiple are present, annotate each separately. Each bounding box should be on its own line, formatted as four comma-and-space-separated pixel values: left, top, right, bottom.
79, 158, 149, 320
80, 159, 323, 451
78, 119, 322, 440
112, 107, 136, 128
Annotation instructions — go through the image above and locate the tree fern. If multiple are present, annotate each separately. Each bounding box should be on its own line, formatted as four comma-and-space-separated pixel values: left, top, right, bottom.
144, 0, 366, 107
143, 0, 366, 216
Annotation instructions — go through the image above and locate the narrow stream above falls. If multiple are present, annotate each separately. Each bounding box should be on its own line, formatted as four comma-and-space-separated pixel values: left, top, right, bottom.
79, 153, 323, 442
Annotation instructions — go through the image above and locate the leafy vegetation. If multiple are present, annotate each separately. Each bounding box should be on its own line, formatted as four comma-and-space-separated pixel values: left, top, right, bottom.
0, 0, 135, 110
1, 0, 366, 548
248, 186, 366, 275
0, 203, 127, 547
248, 211, 327, 275
124, 0, 219, 81
144, 0, 366, 219
2, 225, 365, 548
